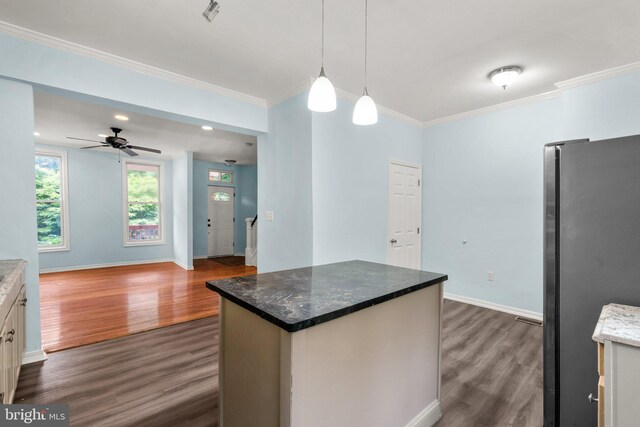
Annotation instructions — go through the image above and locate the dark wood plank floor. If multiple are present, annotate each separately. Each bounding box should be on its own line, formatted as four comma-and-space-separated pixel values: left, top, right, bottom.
16, 300, 542, 426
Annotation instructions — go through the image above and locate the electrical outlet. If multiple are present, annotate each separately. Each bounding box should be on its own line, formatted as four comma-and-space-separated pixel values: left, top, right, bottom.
487, 271, 494, 281
265, 211, 274, 221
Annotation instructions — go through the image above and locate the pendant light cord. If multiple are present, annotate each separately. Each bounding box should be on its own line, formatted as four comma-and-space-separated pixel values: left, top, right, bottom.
321, 0, 325, 67
364, 0, 368, 89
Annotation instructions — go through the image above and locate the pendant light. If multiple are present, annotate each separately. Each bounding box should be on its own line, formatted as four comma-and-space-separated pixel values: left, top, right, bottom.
308, 0, 337, 112
353, 0, 378, 125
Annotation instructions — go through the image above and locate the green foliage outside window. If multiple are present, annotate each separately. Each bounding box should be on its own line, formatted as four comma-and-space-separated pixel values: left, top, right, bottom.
35, 155, 63, 246
127, 164, 161, 240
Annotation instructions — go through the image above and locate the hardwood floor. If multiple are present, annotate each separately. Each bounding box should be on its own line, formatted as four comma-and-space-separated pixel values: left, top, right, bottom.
39, 257, 256, 353
17, 300, 542, 426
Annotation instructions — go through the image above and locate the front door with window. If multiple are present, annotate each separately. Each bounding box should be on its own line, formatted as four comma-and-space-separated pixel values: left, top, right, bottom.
208, 186, 234, 257
387, 161, 422, 269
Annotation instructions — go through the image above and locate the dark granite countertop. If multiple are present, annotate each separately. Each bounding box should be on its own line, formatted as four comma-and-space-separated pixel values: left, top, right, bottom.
206, 260, 447, 332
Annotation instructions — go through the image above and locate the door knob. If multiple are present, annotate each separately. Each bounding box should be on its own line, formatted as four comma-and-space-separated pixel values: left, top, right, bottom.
588, 393, 599, 403
390, 238, 397, 244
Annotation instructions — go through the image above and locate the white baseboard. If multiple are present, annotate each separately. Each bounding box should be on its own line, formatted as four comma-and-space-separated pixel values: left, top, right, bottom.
234, 251, 246, 257
405, 399, 441, 427
444, 292, 543, 322
193, 256, 209, 260
22, 348, 47, 365
39, 258, 174, 274
173, 259, 194, 271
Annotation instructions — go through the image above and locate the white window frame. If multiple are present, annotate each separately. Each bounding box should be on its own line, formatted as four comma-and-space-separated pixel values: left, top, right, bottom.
36, 149, 70, 252
122, 159, 165, 247
208, 169, 234, 184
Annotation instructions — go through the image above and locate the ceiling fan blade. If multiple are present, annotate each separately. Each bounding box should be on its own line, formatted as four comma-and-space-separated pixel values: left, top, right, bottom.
127, 145, 162, 154
121, 148, 139, 157
67, 137, 106, 144
80, 145, 110, 149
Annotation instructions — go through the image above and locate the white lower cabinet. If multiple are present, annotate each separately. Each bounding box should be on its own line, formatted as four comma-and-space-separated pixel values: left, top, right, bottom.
0, 265, 27, 404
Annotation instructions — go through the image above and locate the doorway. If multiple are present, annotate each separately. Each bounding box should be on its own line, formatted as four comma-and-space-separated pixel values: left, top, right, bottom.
208, 186, 235, 257
387, 160, 422, 269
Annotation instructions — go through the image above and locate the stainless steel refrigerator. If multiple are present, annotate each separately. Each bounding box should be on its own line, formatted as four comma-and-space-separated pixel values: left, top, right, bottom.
544, 135, 640, 426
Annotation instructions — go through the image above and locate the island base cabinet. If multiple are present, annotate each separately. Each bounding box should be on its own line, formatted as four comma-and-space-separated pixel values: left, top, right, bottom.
599, 340, 640, 426
218, 284, 443, 427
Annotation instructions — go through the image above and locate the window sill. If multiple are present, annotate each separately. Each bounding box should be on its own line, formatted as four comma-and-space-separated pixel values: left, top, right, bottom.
123, 240, 166, 248
38, 246, 70, 253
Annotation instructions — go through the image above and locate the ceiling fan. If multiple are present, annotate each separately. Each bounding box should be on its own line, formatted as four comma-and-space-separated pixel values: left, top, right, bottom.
66, 127, 161, 156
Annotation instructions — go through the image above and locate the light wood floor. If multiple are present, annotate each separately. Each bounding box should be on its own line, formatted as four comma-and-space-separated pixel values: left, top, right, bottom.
17, 299, 542, 426
39, 257, 256, 353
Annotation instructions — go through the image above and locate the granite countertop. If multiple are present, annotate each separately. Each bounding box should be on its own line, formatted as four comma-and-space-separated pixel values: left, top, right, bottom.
0, 260, 26, 320
592, 303, 640, 348
0, 259, 25, 294
206, 260, 447, 332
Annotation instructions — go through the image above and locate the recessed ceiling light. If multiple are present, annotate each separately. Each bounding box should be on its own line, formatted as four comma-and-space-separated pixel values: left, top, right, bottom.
98, 134, 108, 138
489, 66, 523, 90
33, 132, 40, 136
202, 125, 213, 131
114, 114, 129, 121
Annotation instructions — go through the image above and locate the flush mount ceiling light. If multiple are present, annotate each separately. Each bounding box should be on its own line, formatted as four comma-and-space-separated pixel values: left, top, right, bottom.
203, 1, 220, 22
114, 114, 129, 121
308, 0, 337, 112
489, 66, 523, 90
224, 160, 237, 166
353, 0, 378, 125
202, 125, 213, 131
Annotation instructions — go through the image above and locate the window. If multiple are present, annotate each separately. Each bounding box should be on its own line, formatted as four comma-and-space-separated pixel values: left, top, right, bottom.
212, 191, 231, 202
208, 169, 233, 183
35, 151, 69, 251
124, 161, 163, 245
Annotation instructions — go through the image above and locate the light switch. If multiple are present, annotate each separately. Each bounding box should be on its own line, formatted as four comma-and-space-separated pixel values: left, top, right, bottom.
265, 211, 274, 221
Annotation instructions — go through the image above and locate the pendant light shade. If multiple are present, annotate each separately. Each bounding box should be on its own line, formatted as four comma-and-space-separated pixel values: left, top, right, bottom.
308, 0, 336, 112
308, 67, 337, 112
353, 0, 377, 125
353, 88, 378, 125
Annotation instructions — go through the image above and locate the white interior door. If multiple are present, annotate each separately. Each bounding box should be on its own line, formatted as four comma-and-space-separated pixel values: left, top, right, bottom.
208, 186, 235, 257
387, 161, 422, 269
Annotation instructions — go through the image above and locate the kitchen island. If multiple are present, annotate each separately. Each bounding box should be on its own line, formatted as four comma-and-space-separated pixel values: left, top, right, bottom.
206, 260, 447, 427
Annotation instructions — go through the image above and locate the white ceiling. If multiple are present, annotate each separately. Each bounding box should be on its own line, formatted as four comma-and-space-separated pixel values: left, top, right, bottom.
2, 1, 640, 122
34, 91, 257, 164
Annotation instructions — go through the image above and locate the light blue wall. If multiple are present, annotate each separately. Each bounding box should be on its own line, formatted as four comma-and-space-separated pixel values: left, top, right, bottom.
563, 71, 640, 140
37, 144, 175, 270
422, 99, 563, 314
0, 78, 42, 352
193, 160, 258, 258
173, 152, 193, 269
0, 33, 266, 353
312, 98, 423, 265
236, 164, 258, 253
257, 93, 313, 272
0, 33, 266, 134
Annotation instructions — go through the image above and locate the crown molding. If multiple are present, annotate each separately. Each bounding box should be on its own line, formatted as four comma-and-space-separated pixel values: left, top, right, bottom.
0, 20, 267, 107
266, 78, 314, 107
334, 88, 425, 128
554, 61, 640, 90
422, 90, 561, 128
